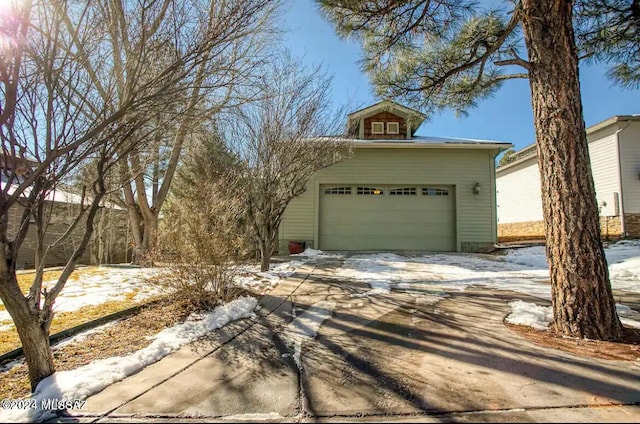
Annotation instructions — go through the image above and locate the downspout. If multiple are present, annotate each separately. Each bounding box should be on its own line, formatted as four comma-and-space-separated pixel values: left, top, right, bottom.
614, 121, 631, 237
491, 148, 508, 245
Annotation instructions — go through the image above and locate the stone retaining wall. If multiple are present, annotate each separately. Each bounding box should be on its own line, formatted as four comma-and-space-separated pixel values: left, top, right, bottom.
624, 214, 640, 238
498, 216, 624, 242
497, 220, 545, 242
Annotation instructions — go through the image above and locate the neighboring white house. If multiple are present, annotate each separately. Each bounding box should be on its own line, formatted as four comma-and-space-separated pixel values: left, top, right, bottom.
496, 115, 640, 241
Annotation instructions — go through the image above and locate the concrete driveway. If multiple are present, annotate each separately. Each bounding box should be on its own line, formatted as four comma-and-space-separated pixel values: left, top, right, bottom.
61, 256, 640, 423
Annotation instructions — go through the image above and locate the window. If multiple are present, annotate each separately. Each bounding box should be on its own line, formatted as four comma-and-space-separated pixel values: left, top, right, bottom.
389, 187, 417, 196
387, 122, 400, 134
357, 187, 384, 195
324, 187, 352, 195
422, 187, 449, 196
371, 122, 384, 134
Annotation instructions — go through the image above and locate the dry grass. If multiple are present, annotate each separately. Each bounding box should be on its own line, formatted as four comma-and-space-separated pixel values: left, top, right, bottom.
0, 267, 157, 354
0, 296, 195, 399
0, 293, 148, 354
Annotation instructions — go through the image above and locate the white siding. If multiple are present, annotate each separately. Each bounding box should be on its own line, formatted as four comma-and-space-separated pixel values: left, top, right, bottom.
588, 128, 621, 216
497, 125, 625, 223
619, 122, 640, 213
496, 157, 543, 224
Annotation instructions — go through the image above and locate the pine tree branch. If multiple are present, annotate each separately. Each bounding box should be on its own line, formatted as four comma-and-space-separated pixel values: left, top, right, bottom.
495, 58, 530, 70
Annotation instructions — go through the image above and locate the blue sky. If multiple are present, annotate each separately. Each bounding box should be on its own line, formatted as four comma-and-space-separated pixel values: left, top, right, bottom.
283, 0, 639, 152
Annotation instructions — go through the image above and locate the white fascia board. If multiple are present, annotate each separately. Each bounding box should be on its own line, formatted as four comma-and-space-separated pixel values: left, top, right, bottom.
497, 115, 640, 173
352, 141, 513, 150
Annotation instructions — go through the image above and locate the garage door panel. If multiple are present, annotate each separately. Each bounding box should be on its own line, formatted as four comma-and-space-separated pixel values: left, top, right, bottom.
322, 222, 453, 236
319, 184, 456, 251
323, 209, 454, 223
323, 235, 453, 251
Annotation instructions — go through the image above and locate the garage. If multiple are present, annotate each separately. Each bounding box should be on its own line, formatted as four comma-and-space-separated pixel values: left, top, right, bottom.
318, 184, 456, 251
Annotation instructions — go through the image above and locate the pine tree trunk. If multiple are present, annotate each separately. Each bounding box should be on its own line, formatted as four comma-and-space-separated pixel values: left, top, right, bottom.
520, 0, 623, 340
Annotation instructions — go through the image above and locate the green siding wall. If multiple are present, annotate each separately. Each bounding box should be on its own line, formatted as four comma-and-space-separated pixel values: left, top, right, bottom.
279, 147, 499, 253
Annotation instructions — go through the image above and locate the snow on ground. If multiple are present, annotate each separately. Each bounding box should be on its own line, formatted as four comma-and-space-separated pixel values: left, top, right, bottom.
0, 296, 259, 424
339, 253, 397, 296
506, 301, 553, 330
291, 247, 344, 259
281, 300, 336, 367
334, 242, 640, 330
0, 266, 164, 331
1, 260, 304, 332
617, 304, 640, 329
335, 251, 550, 302
2, 243, 640, 421
506, 302, 640, 331
46, 267, 164, 313
233, 260, 304, 294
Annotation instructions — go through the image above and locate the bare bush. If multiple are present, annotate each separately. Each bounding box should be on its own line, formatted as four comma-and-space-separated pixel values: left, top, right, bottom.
154, 132, 249, 311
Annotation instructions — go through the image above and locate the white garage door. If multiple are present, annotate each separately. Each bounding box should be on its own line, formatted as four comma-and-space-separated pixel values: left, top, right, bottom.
319, 184, 456, 251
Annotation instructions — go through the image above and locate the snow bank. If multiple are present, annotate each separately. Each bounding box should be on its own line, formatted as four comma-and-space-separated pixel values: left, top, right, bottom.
505, 301, 553, 330
291, 248, 343, 258
617, 303, 640, 329
0, 296, 258, 423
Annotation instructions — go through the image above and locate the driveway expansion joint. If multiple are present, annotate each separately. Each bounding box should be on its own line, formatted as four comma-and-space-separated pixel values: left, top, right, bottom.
79, 265, 317, 423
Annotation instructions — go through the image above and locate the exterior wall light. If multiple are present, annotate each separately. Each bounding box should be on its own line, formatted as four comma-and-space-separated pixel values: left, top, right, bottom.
473, 182, 481, 195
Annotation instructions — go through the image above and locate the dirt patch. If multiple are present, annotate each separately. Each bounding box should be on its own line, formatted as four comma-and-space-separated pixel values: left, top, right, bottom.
506, 322, 640, 361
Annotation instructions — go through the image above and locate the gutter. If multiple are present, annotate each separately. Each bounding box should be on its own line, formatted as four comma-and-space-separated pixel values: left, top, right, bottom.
353, 142, 513, 150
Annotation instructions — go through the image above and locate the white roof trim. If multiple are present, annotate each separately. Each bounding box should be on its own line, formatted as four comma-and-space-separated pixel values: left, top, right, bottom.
353, 142, 512, 150
496, 115, 640, 173
314, 135, 512, 150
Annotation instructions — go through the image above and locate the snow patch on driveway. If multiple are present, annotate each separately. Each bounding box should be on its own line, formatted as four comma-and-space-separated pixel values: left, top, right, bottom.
282, 300, 335, 367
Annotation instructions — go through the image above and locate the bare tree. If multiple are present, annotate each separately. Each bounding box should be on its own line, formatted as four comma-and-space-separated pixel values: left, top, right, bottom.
0, 0, 275, 391
111, 0, 281, 264
0, 0, 31, 127
220, 52, 352, 272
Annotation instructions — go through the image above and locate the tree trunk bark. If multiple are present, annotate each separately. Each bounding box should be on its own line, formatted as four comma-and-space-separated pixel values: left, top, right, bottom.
0, 270, 55, 391
15, 311, 55, 391
140, 215, 158, 266
520, 0, 623, 340
260, 242, 271, 272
